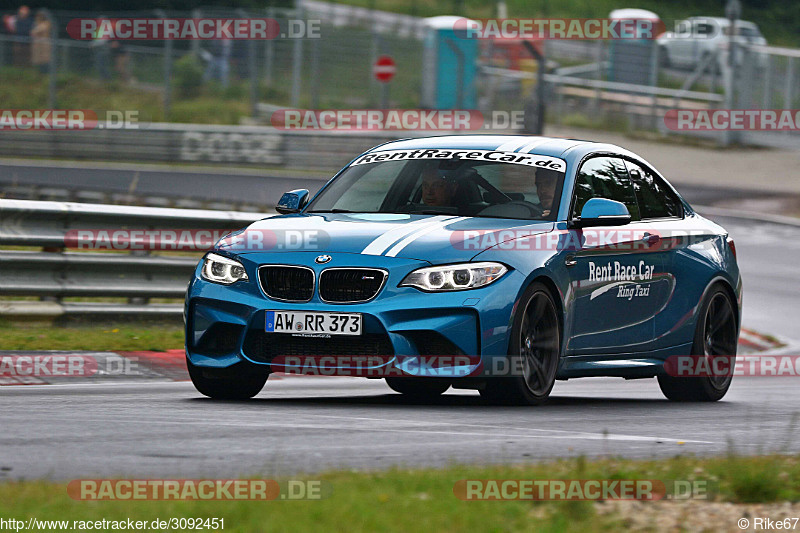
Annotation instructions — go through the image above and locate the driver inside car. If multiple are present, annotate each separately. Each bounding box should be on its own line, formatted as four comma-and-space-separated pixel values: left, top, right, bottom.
534, 170, 559, 217
420, 167, 457, 207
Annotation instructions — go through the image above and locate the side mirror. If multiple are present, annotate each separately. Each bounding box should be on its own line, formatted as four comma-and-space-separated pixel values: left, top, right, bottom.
575, 198, 631, 228
276, 189, 309, 214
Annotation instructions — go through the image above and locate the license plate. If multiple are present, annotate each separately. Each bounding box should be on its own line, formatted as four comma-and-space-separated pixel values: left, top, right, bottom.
265, 310, 362, 336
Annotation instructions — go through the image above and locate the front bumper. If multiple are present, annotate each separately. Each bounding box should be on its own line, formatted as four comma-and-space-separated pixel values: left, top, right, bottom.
185, 251, 523, 378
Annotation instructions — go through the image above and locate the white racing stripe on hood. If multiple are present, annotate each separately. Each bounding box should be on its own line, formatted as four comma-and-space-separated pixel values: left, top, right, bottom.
496, 137, 542, 152
384, 217, 470, 257
518, 138, 552, 153
360, 216, 456, 256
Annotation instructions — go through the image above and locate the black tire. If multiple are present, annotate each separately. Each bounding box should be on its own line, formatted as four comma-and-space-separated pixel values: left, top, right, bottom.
700, 52, 721, 75
385, 377, 450, 398
187, 358, 269, 400
658, 285, 737, 402
480, 282, 561, 405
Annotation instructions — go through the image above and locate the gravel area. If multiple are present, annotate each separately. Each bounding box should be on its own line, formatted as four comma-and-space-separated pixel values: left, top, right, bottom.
596, 500, 800, 532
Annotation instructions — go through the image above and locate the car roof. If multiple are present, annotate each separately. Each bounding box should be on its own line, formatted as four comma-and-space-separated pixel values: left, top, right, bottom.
687, 16, 758, 27
367, 135, 638, 161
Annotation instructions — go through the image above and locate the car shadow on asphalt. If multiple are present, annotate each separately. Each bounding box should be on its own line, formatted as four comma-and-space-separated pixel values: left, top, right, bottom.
185, 393, 730, 409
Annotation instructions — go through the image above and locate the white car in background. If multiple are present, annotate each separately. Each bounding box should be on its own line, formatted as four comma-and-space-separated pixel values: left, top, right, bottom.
657, 17, 767, 70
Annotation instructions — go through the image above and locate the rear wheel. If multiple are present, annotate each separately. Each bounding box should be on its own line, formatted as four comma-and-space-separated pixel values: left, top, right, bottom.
658, 285, 737, 402
481, 282, 561, 405
187, 358, 270, 399
701, 51, 722, 74
385, 377, 450, 398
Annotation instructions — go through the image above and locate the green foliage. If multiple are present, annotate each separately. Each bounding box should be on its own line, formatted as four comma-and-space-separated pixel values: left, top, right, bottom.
0, 324, 184, 351
714, 455, 789, 503
173, 53, 204, 99
2, 455, 800, 532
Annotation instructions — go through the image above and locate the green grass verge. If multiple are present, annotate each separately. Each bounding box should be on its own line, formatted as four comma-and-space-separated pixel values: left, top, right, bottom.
0, 324, 184, 351
1, 455, 798, 532
0, 68, 251, 125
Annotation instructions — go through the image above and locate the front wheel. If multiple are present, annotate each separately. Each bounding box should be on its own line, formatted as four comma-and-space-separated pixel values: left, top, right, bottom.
700, 51, 722, 75
481, 282, 561, 405
658, 285, 737, 402
386, 377, 450, 398
187, 358, 270, 399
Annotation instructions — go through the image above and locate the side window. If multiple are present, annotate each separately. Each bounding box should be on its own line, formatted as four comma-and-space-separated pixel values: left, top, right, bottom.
572, 156, 640, 221
625, 161, 683, 219
694, 21, 714, 37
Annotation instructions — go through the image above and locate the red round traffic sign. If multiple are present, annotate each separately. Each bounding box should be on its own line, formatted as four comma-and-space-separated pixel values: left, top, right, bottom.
373, 55, 396, 83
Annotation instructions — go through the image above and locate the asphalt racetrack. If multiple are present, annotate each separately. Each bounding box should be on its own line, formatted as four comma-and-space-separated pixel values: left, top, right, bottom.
0, 216, 798, 481
1, 377, 797, 481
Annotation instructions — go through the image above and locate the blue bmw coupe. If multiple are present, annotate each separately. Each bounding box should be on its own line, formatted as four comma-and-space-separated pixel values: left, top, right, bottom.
185, 135, 742, 404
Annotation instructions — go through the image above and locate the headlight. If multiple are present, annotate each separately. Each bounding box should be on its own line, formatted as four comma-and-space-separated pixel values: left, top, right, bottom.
201, 253, 248, 285
400, 262, 508, 292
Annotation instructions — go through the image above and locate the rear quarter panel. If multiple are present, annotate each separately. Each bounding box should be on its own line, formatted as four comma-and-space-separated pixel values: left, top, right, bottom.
652, 212, 741, 351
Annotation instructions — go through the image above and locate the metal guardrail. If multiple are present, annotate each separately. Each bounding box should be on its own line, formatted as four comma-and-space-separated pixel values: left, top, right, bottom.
0, 251, 196, 298
543, 73, 726, 102
0, 199, 267, 320
0, 124, 410, 172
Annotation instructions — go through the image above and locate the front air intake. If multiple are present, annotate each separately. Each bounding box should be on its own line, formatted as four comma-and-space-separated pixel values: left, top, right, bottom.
319, 268, 387, 303
258, 266, 314, 302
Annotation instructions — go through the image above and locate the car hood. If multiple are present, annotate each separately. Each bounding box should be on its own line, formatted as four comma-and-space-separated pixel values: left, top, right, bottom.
219, 212, 554, 263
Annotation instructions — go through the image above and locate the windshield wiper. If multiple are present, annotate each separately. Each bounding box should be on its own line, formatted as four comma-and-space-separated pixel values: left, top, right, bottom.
305, 208, 355, 213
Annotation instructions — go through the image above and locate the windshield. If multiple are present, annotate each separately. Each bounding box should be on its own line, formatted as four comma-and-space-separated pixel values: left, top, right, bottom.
306, 149, 567, 221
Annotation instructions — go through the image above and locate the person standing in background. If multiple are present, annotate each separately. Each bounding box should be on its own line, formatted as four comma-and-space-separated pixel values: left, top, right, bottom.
110, 20, 132, 83
30, 10, 51, 74
0, 12, 14, 66
203, 36, 231, 88
91, 15, 111, 80
13, 5, 32, 67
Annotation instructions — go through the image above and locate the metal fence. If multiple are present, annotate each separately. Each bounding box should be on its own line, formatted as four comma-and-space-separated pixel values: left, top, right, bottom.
479, 37, 799, 148
0, 3, 797, 149
0, 198, 265, 321
0, 6, 426, 121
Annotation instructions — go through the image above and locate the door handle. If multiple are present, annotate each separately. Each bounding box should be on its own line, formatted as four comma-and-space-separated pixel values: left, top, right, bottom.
565, 254, 577, 267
